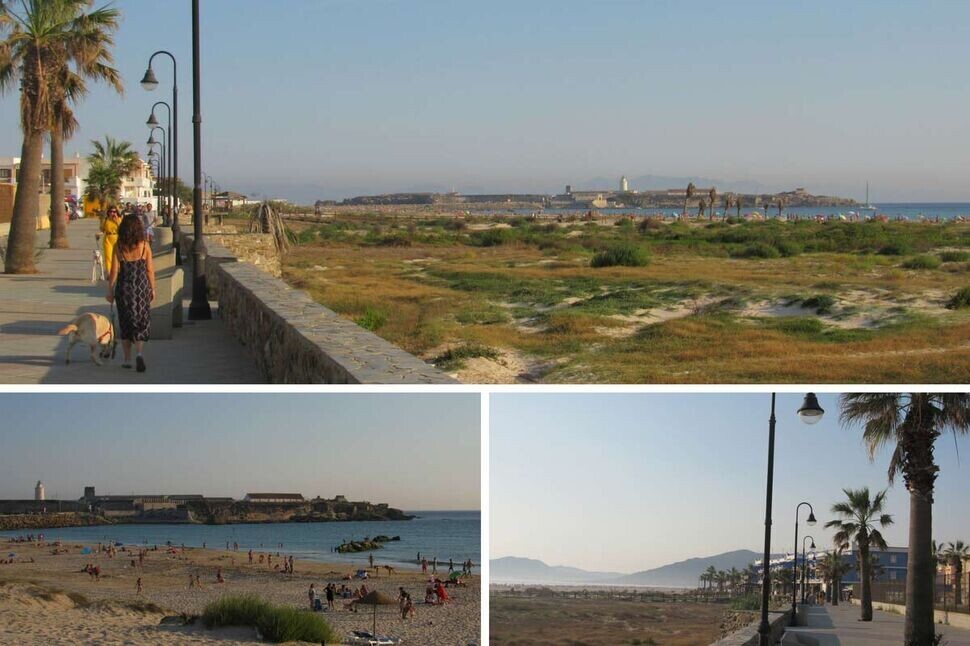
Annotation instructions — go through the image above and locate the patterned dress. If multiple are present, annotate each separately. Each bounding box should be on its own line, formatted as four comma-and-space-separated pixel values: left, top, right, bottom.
115, 245, 152, 342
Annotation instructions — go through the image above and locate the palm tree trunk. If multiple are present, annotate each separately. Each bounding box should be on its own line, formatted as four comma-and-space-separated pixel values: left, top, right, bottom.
906, 491, 935, 645
955, 562, 963, 609
48, 126, 68, 249
4, 131, 44, 274
860, 543, 873, 621
832, 576, 840, 606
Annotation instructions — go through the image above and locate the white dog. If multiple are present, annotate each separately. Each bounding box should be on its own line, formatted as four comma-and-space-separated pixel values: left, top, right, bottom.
58, 312, 116, 365
91, 249, 106, 283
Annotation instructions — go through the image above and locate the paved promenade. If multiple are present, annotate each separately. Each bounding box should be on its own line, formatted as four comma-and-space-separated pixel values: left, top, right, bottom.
786, 603, 970, 645
0, 219, 263, 383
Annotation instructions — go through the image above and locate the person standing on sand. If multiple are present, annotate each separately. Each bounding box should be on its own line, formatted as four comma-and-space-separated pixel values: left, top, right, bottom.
248, 549, 253, 564
136, 577, 142, 594
421, 558, 428, 574
432, 557, 437, 574
105, 214, 155, 372
308, 583, 317, 610
369, 553, 374, 568
448, 558, 453, 573
326, 583, 335, 610
189, 574, 195, 589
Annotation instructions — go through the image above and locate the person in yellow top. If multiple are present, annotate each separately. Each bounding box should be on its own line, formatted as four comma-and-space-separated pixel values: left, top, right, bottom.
99, 205, 122, 273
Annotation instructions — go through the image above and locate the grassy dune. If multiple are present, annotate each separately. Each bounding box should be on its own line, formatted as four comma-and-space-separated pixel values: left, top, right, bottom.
279, 211, 970, 383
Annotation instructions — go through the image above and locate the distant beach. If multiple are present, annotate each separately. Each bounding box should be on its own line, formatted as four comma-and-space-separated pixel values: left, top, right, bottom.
0, 535, 480, 645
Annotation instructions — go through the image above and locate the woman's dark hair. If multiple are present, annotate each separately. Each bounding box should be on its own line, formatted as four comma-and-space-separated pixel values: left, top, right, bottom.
117, 213, 146, 250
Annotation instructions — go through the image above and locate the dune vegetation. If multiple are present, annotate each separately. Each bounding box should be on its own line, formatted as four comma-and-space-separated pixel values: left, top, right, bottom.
272, 209, 970, 383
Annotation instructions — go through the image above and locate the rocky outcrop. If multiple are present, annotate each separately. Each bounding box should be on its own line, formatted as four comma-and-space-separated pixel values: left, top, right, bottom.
184, 499, 414, 525
335, 535, 401, 553
0, 513, 109, 531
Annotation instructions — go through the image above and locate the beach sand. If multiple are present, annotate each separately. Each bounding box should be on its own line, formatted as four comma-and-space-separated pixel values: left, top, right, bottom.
0, 539, 480, 645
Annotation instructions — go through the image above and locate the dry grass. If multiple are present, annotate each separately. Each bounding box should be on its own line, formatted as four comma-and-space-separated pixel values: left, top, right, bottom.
281, 216, 970, 383
489, 594, 731, 645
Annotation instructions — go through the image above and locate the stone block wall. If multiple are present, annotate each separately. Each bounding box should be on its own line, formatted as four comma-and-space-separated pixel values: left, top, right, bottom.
711, 610, 791, 645
179, 233, 455, 384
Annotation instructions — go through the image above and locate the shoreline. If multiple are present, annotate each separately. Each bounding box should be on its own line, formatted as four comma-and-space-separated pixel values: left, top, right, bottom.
1, 539, 480, 644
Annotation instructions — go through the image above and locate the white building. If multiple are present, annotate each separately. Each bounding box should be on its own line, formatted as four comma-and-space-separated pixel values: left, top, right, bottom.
0, 154, 158, 209
619, 175, 629, 192
34, 480, 45, 501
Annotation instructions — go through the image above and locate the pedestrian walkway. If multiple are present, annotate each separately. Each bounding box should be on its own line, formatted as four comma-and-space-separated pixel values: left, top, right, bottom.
0, 218, 264, 383
786, 602, 970, 645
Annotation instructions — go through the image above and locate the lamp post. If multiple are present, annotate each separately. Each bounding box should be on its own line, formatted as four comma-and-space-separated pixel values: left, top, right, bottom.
757, 393, 825, 646
141, 51, 179, 222
187, 0, 211, 319
147, 128, 166, 219
801, 535, 816, 604
791, 502, 817, 625
147, 101, 173, 229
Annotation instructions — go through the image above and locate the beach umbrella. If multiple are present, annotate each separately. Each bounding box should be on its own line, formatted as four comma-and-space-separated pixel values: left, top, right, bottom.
356, 590, 398, 634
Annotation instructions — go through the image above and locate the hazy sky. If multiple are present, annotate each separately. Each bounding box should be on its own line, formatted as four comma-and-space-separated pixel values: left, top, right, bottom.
0, 393, 480, 511
491, 392, 970, 573
2, 1, 969, 202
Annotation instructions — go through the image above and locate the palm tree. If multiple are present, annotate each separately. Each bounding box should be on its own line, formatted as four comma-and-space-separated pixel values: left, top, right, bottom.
684, 182, 696, 220
735, 195, 742, 219
722, 194, 732, 221
825, 487, 894, 621
698, 198, 706, 218
776, 197, 785, 218
728, 566, 742, 596
708, 186, 717, 220
944, 541, 969, 608
840, 393, 970, 645
47, 6, 122, 249
0, 0, 121, 273
83, 136, 138, 208
703, 565, 717, 594
817, 549, 852, 606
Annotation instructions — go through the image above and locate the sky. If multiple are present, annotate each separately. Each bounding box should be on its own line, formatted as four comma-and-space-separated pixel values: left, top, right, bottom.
3, 0, 970, 202
490, 392, 970, 573
0, 393, 480, 511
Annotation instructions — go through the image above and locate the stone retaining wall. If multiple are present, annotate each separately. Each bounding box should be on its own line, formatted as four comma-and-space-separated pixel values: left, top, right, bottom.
711, 610, 791, 645
0, 513, 108, 531
179, 233, 455, 384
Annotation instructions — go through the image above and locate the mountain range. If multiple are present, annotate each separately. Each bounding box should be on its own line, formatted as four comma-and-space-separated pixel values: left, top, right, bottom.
492, 549, 780, 588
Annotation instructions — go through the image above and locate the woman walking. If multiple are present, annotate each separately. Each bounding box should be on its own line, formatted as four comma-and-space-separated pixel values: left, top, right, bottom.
99, 205, 123, 276
106, 214, 155, 372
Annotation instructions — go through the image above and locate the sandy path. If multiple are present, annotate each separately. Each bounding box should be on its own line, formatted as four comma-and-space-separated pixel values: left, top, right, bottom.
0, 540, 480, 645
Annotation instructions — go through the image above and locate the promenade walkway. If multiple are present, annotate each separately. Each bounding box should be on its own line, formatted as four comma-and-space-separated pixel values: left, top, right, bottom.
786, 603, 970, 645
0, 218, 264, 383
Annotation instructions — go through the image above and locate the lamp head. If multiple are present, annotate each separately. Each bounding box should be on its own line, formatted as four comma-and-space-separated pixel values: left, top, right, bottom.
146, 134, 158, 146
140, 67, 159, 91
797, 393, 825, 425
146, 113, 159, 128
810, 540, 816, 549
807, 511, 817, 526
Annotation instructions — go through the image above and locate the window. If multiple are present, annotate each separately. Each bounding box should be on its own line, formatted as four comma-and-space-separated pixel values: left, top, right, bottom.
0, 169, 11, 181
890, 570, 897, 581
890, 555, 897, 564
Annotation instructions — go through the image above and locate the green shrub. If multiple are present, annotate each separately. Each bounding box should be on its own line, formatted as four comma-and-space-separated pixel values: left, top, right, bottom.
878, 241, 914, 256
940, 251, 970, 263
947, 287, 970, 309
776, 240, 803, 257
355, 307, 388, 331
432, 344, 500, 370
202, 595, 336, 644
732, 243, 781, 259
902, 255, 941, 270
614, 217, 634, 228
802, 295, 837, 315
470, 228, 514, 247
590, 242, 651, 268
730, 594, 762, 611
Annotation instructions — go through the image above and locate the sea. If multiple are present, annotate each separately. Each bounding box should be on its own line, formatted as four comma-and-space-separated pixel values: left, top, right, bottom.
0, 510, 480, 572
503, 202, 970, 221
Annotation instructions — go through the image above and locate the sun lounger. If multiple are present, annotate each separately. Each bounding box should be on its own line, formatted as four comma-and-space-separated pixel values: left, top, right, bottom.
346, 631, 401, 645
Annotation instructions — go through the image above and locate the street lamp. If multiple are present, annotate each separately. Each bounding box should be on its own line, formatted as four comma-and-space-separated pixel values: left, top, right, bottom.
188, 0, 211, 319
792, 502, 817, 625
758, 393, 825, 646
146, 129, 165, 218
141, 51, 179, 222
147, 101, 173, 231
801, 536, 816, 604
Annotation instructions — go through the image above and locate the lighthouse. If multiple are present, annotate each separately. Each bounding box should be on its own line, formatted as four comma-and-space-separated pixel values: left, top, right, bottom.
619, 176, 629, 192
34, 480, 45, 501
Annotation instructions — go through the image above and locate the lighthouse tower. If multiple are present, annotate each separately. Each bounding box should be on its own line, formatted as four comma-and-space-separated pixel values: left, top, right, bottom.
34, 480, 45, 501
619, 176, 629, 192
